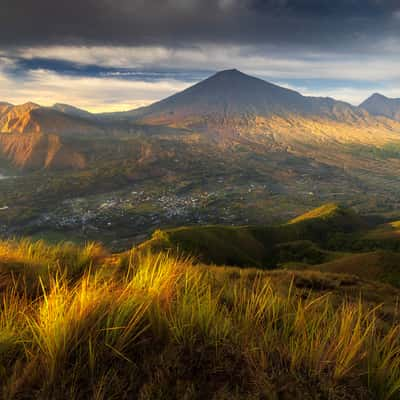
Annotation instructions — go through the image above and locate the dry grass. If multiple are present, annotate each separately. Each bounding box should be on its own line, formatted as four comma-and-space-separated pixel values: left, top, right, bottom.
288, 202, 340, 224
0, 239, 399, 399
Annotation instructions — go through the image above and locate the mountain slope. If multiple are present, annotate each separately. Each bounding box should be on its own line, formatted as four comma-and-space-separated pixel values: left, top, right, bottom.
360, 93, 400, 121
0, 103, 103, 135
0, 132, 86, 170
110, 69, 400, 153
52, 103, 94, 119
131, 69, 365, 126
0, 103, 106, 169
3, 70, 400, 173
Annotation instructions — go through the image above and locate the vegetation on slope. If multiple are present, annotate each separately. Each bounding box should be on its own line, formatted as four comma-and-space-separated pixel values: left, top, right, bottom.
136, 203, 400, 289
0, 238, 400, 399
311, 250, 400, 288
288, 202, 354, 224
141, 203, 366, 267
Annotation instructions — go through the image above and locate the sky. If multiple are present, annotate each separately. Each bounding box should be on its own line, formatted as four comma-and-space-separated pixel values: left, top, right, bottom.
1, 0, 400, 112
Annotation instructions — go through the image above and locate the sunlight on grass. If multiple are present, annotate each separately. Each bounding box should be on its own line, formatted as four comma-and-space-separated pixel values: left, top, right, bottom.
0, 238, 399, 398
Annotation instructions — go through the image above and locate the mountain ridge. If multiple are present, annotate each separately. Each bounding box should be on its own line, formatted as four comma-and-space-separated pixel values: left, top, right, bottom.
360, 92, 400, 121
115, 69, 367, 125
2, 70, 400, 171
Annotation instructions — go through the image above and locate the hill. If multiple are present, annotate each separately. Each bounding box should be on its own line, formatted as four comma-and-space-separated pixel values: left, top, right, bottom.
139, 203, 366, 267
310, 250, 400, 287
52, 103, 94, 119
0, 237, 399, 399
0, 102, 107, 169
0, 102, 103, 136
136, 202, 400, 289
288, 202, 365, 229
360, 93, 400, 121
0, 132, 87, 170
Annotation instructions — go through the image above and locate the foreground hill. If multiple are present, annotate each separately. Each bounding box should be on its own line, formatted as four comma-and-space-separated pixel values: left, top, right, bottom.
310, 250, 400, 287
0, 237, 399, 399
137, 203, 400, 289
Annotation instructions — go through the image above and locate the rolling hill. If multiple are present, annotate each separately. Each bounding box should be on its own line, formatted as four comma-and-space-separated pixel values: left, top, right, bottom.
138, 203, 366, 267
137, 203, 400, 288
310, 250, 400, 287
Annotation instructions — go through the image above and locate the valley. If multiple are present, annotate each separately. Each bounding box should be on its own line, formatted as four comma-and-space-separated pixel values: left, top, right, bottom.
2, 202, 400, 399
2, 148, 398, 250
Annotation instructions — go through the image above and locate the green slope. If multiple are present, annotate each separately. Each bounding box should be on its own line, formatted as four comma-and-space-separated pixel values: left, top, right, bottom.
309, 250, 400, 288
139, 203, 366, 267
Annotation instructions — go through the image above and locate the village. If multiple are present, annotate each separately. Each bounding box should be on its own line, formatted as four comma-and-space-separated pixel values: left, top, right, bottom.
28, 183, 272, 237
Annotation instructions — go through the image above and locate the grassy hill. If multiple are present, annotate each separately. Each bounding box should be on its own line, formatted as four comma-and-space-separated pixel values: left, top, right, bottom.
310, 250, 400, 288
0, 238, 400, 399
137, 203, 400, 289
139, 203, 366, 267
288, 202, 359, 224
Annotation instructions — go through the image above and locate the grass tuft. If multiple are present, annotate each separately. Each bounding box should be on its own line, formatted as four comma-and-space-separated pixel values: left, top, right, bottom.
0, 239, 399, 398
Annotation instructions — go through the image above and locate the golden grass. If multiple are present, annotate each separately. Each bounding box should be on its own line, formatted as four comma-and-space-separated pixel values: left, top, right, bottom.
366, 221, 400, 240
288, 202, 340, 224
0, 239, 399, 399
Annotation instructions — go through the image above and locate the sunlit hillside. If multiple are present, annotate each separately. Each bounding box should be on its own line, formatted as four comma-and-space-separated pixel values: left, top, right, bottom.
0, 238, 400, 399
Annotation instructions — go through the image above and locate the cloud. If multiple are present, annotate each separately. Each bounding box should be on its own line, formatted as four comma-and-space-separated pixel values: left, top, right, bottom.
0, 67, 191, 112
1, 0, 400, 110
2, 40, 400, 111
11, 44, 400, 82
1, 52, 400, 111
1, 0, 399, 53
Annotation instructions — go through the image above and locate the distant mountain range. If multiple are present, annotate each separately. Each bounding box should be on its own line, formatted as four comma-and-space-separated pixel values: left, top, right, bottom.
1, 69, 399, 135
1, 69, 400, 170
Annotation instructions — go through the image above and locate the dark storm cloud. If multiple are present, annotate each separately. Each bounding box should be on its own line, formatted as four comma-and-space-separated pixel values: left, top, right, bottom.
1, 0, 399, 50
252, 0, 394, 17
